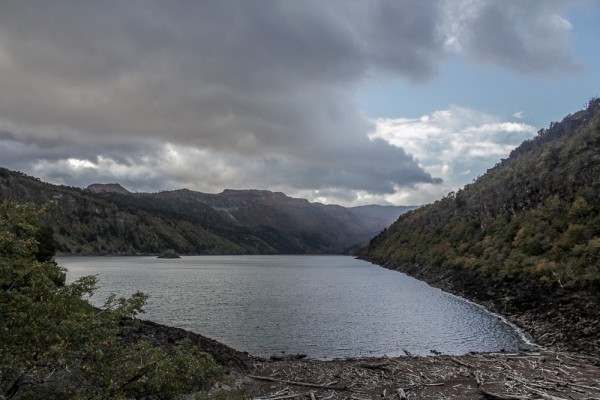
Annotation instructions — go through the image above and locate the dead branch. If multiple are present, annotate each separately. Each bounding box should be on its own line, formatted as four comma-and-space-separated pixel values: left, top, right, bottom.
249, 375, 350, 392
396, 388, 408, 399
450, 357, 474, 369
522, 385, 570, 400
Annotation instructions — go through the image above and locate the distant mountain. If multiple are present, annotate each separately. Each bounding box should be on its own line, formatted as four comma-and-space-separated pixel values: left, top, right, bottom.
350, 204, 418, 233
361, 98, 600, 353
0, 168, 410, 255
87, 187, 412, 255
86, 183, 131, 195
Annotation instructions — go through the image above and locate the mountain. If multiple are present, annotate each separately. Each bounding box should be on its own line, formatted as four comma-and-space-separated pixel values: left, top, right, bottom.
350, 204, 418, 233
92, 187, 395, 254
86, 183, 131, 194
361, 98, 600, 354
0, 168, 410, 255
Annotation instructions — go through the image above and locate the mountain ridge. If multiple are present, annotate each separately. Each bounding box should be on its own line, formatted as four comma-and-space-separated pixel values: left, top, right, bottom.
85, 185, 417, 233
0, 167, 412, 256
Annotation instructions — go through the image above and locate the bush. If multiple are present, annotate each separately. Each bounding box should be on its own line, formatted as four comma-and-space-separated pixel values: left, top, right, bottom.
0, 200, 223, 399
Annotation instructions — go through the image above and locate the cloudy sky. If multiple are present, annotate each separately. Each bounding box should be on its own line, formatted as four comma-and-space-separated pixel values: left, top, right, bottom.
0, 1, 598, 206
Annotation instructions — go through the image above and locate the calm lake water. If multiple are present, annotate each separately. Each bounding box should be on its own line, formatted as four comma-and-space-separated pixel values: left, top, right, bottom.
59, 255, 532, 358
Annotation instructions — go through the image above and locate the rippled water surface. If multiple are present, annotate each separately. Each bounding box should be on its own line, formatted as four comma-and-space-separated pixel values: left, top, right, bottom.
60, 255, 531, 358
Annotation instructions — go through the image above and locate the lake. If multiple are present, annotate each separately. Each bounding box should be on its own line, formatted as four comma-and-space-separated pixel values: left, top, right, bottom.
59, 255, 533, 359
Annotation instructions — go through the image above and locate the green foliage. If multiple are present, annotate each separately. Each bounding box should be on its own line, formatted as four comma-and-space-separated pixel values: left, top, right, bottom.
364, 99, 600, 290
0, 200, 224, 399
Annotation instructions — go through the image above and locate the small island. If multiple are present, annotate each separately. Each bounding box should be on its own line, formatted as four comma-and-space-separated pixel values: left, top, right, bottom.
157, 249, 181, 259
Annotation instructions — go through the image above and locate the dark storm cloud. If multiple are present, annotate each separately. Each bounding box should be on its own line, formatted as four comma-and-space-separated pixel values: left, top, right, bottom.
447, 0, 584, 74
0, 0, 582, 199
0, 0, 443, 144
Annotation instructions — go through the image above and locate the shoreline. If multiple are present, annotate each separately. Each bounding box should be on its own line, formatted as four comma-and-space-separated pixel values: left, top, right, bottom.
441, 288, 539, 351
132, 318, 600, 399
359, 256, 600, 357
247, 350, 600, 399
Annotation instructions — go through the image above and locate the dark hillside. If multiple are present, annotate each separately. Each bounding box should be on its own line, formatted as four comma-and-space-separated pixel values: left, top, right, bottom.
0, 168, 408, 255
0, 169, 248, 255
361, 98, 600, 354
95, 188, 373, 254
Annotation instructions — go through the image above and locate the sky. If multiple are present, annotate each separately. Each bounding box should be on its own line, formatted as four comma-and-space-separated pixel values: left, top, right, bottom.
0, 1, 598, 206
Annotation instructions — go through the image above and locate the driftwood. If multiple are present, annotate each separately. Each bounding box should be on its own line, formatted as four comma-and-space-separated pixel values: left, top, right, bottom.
249, 375, 350, 392
396, 388, 408, 399
450, 356, 475, 369
247, 350, 600, 399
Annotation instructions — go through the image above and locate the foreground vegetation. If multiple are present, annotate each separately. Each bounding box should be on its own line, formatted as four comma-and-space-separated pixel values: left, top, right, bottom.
364, 98, 600, 290
0, 200, 225, 399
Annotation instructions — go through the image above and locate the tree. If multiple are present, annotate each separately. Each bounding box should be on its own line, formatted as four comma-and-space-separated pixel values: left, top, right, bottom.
0, 200, 223, 399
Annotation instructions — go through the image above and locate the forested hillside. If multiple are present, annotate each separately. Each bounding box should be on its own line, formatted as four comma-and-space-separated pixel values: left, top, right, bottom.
362, 98, 600, 353
0, 169, 408, 255
364, 98, 600, 288
0, 170, 251, 255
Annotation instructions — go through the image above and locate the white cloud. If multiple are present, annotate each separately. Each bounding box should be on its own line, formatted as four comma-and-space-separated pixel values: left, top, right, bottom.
66, 158, 96, 170
369, 106, 538, 204
442, 0, 583, 74
548, 14, 573, 31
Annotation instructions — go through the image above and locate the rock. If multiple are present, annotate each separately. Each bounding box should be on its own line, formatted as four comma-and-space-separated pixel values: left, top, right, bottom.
157, 249, 181, 259
120, 319, 254, 372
